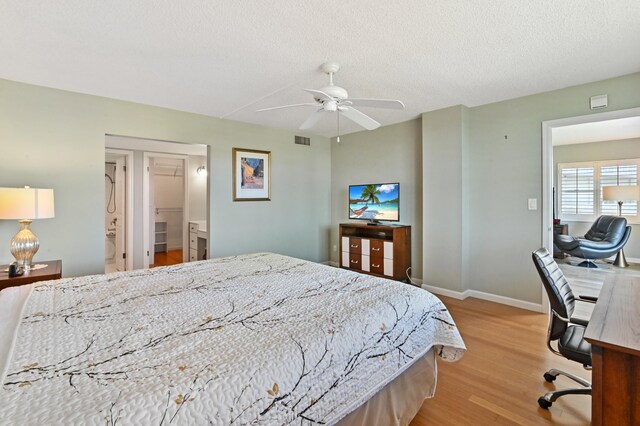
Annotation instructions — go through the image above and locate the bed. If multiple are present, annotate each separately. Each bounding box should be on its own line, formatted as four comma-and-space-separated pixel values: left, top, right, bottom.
0, 253, 465, 425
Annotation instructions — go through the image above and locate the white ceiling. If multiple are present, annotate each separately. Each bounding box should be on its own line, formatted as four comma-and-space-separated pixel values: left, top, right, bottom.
1, 1, 639, 137
552, 116, 640, 145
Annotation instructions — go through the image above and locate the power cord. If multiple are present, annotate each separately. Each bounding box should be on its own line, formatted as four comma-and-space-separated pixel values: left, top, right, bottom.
405, 266, 420, 287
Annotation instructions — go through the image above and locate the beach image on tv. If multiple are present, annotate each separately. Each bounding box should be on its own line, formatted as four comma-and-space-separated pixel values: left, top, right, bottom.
240, 157, 264, 189
349, 183, 399, 221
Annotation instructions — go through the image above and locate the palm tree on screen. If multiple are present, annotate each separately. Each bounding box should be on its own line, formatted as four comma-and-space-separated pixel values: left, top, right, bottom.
361, 185, 381, 205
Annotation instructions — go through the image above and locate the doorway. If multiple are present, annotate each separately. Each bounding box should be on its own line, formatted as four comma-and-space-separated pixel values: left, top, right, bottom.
104, 149, 134, 273
541, 106, 640, 308
105, 135, 209, 271
144, 153, 189, 268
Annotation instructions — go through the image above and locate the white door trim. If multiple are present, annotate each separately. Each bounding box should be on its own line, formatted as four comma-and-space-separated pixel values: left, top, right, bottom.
541, 106, 640, 312
105, 148, 134, 271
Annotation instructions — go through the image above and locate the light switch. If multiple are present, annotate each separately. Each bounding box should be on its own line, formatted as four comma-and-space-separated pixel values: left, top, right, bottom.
528, 198, 537, 210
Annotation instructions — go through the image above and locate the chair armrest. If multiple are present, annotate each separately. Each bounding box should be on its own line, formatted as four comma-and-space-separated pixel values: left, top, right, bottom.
577, 239, 613, 250
577, 294, 598, 303
570, 316, 589, 327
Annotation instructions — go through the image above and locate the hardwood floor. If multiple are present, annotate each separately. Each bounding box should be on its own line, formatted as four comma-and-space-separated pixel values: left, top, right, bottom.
410, 296, 591, 426
150, 249, 183, 267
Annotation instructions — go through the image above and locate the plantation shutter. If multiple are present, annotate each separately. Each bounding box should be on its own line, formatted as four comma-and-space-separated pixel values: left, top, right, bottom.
560, 166, 594, 216
600, 164, 638, 216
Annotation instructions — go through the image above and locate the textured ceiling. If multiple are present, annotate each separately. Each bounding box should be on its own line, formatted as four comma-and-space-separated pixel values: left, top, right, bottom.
1, 1, 639, 137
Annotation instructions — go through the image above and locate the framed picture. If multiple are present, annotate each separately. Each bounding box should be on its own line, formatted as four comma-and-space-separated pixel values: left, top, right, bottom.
232, 148, 271, 201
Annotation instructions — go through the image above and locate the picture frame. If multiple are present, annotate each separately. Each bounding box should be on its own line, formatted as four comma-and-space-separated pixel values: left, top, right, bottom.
232, 148, 271, 201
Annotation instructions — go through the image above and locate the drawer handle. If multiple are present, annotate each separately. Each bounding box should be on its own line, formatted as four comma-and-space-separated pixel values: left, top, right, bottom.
351, 260, 359, 264
372, 264, 380, 268
351, 244, 359, 248
372, 247, 380, 251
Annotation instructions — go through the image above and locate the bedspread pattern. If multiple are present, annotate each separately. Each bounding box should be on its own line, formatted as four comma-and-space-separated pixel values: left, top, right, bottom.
0, 253, 465, 425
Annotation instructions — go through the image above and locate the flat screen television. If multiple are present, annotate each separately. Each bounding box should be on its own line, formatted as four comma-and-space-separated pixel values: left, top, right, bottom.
349, 183, 400, 223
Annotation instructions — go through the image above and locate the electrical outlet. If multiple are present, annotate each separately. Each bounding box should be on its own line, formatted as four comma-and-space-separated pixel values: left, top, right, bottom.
332, 245, 337, 252
528, 198, 537, 210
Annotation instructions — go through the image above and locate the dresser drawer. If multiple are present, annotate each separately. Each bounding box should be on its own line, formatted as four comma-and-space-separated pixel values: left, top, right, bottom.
347, 237, 362, 254
384, 241, 394, 259
384, 258, 394, 276
370, 257, 384, 275
348, 252, 362, 270
189, 248, 198, 262
341, 251, 350, 268
189, 233, 198, 248
189, 222, 199, 233
370, 239, 384, 256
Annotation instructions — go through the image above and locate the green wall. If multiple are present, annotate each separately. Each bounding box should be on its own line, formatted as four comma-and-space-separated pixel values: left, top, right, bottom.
0, 79, 332, 277
422, 105, 469, 291
330, 119, 423, 279
452, 72, 640, 304
3, 71, 639, 306
331, 72, 640, 305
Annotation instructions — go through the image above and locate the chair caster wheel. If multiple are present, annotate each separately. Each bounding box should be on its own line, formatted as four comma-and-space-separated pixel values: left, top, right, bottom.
543, 373, 557, 382
538, 397, 552, 409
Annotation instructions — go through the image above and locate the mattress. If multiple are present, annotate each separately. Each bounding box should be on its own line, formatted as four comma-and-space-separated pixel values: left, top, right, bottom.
0, 253, 465, 425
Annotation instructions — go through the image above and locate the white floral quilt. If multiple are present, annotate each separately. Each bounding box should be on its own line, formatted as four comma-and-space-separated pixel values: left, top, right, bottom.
0, 253, 465, 425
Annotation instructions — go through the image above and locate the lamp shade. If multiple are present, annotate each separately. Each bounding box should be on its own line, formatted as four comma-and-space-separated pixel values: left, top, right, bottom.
0, 187, 55, 220
602, 185, 640, 202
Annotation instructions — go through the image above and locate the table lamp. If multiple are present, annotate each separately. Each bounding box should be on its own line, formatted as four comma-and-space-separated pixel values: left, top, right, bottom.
0, 187, 55, 270
602, 185, 639, 267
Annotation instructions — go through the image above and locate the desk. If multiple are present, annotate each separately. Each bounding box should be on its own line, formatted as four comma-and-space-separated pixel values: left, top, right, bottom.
584, 275, 640, 425
0, 260, 62, 292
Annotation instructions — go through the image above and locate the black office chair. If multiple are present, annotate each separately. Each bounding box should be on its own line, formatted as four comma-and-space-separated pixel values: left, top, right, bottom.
531, 248, 596, 409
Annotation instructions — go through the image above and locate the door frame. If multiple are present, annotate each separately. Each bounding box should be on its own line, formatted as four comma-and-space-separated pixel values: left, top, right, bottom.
143, 152, 190, 268
105, 149, 134, 271
541, 106, 640, 311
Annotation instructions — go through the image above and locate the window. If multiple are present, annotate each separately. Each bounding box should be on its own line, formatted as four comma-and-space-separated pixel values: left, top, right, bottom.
558, 159, 639, 223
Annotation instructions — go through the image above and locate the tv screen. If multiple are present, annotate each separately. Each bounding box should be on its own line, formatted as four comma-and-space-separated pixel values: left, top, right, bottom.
349, 183, 400, 222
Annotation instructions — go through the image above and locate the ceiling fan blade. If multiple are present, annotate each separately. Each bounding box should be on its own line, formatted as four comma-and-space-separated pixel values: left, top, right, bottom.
299, 109, 326, 130
339, 107, 380, 130
303, 89, 334, 102
347, 98, 405, 110
256, 103, 317, 112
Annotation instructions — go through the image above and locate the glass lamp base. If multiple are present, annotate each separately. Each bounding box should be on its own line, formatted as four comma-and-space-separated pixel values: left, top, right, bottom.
9, 219, 40, 271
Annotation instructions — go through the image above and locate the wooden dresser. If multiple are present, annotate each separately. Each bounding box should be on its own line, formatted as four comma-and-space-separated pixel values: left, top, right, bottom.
339, 223, 411, 282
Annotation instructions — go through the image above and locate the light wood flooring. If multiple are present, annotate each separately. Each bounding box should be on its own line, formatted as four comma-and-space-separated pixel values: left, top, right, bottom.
410, 296, 591, 425
410, 257, 640, 425
150, 249, 184, 267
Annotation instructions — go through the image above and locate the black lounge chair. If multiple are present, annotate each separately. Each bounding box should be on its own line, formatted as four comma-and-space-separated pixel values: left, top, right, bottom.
554, 215, 631, 268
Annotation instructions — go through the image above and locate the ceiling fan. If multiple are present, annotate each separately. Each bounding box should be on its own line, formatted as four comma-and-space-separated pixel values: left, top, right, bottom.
257, 62, 405, 134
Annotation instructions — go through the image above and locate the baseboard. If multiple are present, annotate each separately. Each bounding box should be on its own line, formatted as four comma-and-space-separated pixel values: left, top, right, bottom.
324, 261, 339, 267
421, 284, 543, 312
420, 284, 466, 300
465, 289, 543, 312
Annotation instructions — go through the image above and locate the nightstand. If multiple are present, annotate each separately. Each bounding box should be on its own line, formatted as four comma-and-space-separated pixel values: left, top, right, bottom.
0, 260, 62, 292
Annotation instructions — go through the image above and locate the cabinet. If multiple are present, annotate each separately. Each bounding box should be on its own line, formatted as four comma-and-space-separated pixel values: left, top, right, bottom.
339, 223, 411, 281
188, 221, 207, 262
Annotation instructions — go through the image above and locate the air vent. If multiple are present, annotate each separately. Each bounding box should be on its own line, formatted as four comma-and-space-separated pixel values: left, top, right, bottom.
295, 136, 311, 146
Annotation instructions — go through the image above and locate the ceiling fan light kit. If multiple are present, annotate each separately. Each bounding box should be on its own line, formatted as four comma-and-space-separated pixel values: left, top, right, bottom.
257, 62, 405, 136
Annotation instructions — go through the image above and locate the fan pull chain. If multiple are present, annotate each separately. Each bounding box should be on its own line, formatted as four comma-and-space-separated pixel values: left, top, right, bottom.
336, 111, 340, 143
